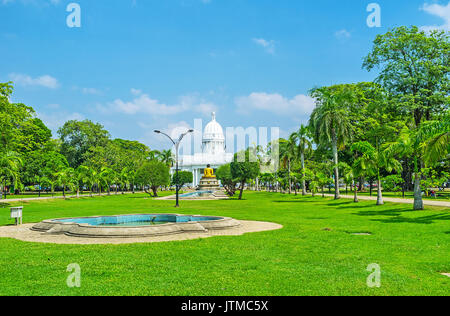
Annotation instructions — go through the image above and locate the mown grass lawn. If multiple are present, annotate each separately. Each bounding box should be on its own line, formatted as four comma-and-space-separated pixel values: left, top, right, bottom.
0, 191, 448, 296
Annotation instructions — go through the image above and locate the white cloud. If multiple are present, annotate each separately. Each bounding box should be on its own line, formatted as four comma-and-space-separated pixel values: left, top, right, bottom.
335, 29, 351, 39
236, 92, 315, 117
252, 38, 276, 54
421, 2, 450, 32
100, 91, 218, 117
9, 73, 59, 89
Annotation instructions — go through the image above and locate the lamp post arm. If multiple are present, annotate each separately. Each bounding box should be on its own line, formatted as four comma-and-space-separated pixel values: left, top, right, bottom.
159, 132, 176, 145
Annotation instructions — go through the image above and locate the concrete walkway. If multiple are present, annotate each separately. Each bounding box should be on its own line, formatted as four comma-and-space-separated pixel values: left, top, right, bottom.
319, 193, 450, 208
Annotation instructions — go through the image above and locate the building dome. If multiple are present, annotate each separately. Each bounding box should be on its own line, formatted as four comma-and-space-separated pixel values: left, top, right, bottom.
203, 112, 225, 141
202, 112, 225, 155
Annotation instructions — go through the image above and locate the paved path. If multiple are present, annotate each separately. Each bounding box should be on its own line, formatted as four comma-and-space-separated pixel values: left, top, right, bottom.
319, 193, 450, 208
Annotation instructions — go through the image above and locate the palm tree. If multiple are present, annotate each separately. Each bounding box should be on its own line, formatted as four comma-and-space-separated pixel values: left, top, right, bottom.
54, 167, 76, 199
291, 125, 312, 196
99, 167, 115, 195
78, 166, 97, 197
119, 167, 129, 194
157, 149, 175, 167
352, 141, 402, 205
309, 86, 353, 199
418, 115, 450, 167
279, 137, 297, 194
385, 127, 424, 210
0, 151, 23, 199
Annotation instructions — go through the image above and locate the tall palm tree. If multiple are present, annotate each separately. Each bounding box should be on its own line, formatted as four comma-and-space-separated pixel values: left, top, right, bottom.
352, 141, 402, 205
0, 151, 23, 199
279, 137, 297, 194
119, 167, 129, 194
291, 125, 312, 195
54, 167, 76, 199
99, 167, 115, 195
309, 86, 353, 199
78, 166, 97, 197
418, 115, 450, 167
157, 149, 175, 167
385, 127, 424, 210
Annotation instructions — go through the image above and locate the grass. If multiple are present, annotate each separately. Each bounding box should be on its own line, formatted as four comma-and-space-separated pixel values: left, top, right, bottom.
0, 191, 448, 296
356, 190, 450, 201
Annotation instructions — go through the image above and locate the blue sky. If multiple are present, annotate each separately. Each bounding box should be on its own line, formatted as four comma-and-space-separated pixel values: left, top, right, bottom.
1, 0, 449, 150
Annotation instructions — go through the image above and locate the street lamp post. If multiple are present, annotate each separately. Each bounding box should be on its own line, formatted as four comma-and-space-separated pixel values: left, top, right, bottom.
154, 129, 194, 208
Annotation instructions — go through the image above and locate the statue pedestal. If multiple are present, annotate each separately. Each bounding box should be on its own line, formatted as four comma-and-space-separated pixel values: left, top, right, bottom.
198, 177, 220, 191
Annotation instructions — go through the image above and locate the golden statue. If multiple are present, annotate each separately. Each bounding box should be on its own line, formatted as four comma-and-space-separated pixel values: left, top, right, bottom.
204, 164, 215, 178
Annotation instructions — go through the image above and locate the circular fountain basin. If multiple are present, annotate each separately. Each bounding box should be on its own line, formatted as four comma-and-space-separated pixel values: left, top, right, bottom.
32, 214, 241, 238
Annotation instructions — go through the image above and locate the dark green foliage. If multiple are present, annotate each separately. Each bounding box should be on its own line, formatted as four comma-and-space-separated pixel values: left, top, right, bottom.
172, 171, 193, 187
231, 150, 260, 199
135, 160, 170, 197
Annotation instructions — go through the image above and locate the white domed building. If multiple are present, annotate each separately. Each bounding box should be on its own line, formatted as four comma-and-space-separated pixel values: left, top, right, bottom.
176, 112, 233, 187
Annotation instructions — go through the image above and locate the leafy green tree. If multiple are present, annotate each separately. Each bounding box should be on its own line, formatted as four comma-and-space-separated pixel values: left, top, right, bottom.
58, 120, 110, 168
230, 149, 260, 200
172, 171, 193, 188
363, 26, 449, 210
363, 26, 449, 127
0, 151, 23, 199
216, 164, 238, 196
135, 160, 170, 197
309, 85, 354, 199
382, 174, 404, 192
1, 83, 52, 153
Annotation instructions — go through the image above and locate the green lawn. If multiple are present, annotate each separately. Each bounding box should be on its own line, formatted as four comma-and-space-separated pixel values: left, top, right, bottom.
355, 190, 450, 201
0, 192, 448, 296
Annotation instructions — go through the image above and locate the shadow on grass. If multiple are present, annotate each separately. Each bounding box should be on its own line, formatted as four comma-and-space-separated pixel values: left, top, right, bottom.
272, 199, 321, 204
370, 213, 450, 224
353, 208, 412, 217
0, 203, 11, 208
351, 206, 450, 224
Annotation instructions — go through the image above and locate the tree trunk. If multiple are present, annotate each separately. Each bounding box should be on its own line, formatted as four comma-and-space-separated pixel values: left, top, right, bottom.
354, 180, 358, 203
152, 186, 158, 197
413, 172, 424, 210
238, 181, 245, 200
288, 160, 292, 194
301, 152, 306, 196
332, 137, 340, 200
376, 176, 383, 205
